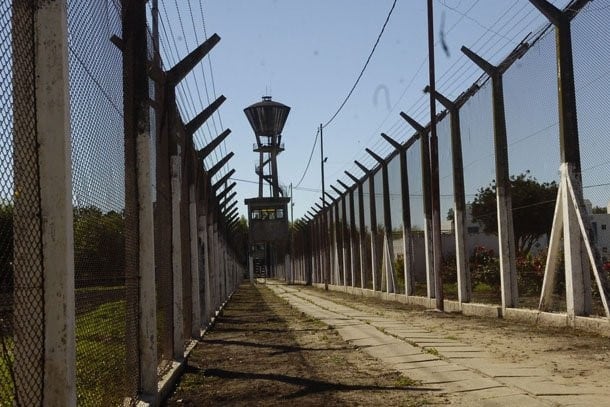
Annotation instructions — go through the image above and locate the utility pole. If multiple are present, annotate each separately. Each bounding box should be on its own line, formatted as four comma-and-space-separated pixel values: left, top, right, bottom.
320, 123, 328, 289
427, 0, 444, 311
320, 124, 325, 206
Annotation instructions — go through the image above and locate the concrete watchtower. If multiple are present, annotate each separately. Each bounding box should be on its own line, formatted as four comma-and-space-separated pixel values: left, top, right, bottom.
243, 96, 291, 280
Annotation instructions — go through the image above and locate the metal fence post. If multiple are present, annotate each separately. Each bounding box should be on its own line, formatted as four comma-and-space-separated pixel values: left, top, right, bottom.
427, 0, 444, 310
381, 134, 416, 296
325, 195, 340, 285
12, 1, 76, 404
330, 187, 347, 286
338, 180, 356, 288
348, 188, 357, 287
200, 209, 212, 322
530, 0, 593, 317
462, 45, 521, 309
355, 161, 377, 291
189, 185, 201, 336
121, 0, 158, 399
170, 154, 184, 359
346, 170, 366, 290
426, 88, 472, 303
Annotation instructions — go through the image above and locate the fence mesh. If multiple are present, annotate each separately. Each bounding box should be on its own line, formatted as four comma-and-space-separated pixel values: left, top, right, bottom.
3, 2, 44, 405
407, 138, 427, 294
436, 113, 457, 299
503, 27, 561, 308
66, 0, 135, 404
362, 179, 373, 289
351, 188, 361, 287
0, 2, 16, 402
0, 0, 246, 404
373, 169, 384, 291
388, 154, 404, 293
572, 0, 610, 315
458, 80, 501, 305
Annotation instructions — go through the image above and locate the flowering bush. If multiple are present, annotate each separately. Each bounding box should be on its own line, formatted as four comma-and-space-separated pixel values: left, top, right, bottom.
516, 251, 547, 295
469, 246, 500, 289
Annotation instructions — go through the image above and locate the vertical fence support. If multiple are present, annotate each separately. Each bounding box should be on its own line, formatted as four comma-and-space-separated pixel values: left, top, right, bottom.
214, 223, 220, 309
331, 186, 348, 287
171, 155, 184, 359
346, 171, 366, 289
314, 214, 321, 284
206, 212, 215, 314
401, 113, 435, 298
426, 0, 444, 310
340, 193, 350, 287
382, 134, 416, 296
462, 46, 521, 309
189, 185, 201, 336
338, 180, 356, 288
355, 161, 377, 291
305, 222, 313, 285
530, 0, 593, 317
325, 194, 340, 285
426, 88, 472, 303
121, 0, 158, 399
348, 189, 357, 287
12, 0, 76, 404
199, 211, 211, 323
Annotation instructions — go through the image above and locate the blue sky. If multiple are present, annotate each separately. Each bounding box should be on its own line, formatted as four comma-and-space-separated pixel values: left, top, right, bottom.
162, 0, 608, 221
0, 0, 607, 256
6, 0, 609, 223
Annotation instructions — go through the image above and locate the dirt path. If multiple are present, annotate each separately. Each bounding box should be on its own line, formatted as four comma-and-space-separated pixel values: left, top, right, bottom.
164, 284, 439, 406
269, 283, 610, 406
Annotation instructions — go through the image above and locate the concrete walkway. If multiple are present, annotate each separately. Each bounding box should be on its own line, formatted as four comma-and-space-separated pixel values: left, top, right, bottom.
268, 283, 610, 406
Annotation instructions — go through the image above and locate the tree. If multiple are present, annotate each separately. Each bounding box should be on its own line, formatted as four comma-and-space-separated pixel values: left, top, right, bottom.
73, 206, 124, 287
446, 208, 454, 222
470, 172, 558, 255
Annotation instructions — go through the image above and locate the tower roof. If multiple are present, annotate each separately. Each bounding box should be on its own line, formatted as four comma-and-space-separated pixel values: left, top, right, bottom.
244, 96, 290, 138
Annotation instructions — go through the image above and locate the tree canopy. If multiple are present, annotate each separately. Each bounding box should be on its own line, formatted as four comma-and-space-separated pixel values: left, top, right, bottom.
470, 172, 558, 254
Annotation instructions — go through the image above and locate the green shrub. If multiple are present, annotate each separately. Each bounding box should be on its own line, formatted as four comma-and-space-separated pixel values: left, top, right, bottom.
469, 246, 500, 290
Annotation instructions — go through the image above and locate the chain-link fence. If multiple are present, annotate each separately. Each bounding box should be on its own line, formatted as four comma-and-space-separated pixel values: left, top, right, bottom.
293, 0, 610, 322
0, 1, 245, 405
0, 1, 16, 403
2, 2, 44, 405
67, 0, 133, 404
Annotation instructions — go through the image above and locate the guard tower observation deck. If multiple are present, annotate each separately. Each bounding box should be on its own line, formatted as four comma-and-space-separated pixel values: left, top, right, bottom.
244, 96, 291, 245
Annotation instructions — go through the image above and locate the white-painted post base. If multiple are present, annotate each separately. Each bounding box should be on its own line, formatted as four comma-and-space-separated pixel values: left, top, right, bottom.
539, 164, 608, 319
424, 218, 435, 298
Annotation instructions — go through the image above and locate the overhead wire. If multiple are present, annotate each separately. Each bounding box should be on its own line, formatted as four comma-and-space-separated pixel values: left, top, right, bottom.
321, 0, 398, 129
291, 0, 400, 193
185, 0, 230, 180
294, 128, 321, 188
197, 0, 225, 131
332, 1, 562, 202
158, 0, 228, 179
328, 0, 523, 183
184, 0, 220, 138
